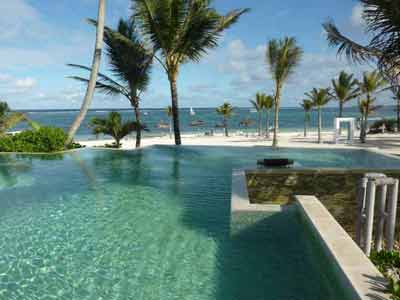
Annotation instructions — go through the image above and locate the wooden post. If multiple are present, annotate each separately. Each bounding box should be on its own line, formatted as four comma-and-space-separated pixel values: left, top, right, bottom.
386, 179, 399, 251
364, 180, 377, 256
375, 184, 387, 252
356, 177, 368, 248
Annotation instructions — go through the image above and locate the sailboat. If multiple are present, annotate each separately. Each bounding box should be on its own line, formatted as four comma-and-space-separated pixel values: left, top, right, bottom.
190, 107, 196, 116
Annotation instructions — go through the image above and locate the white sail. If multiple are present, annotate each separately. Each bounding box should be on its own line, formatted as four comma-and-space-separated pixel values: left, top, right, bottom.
190, 107, 196, 116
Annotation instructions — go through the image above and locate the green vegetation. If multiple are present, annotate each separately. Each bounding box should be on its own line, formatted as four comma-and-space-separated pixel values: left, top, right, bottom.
300, 99, 313, 138
216, 103, 234, 137
266, 37, 303, 147
250, 93, 265, 136
69, 18, 152, 148
370, 118, 397, 133
89, 112, 144, 148
370, 251, 400, 299
304, 88, 331, 144
132, 0, 248, 145
263, 94, 274, 139
0, 127, 75, 153
0, 101, 40, 135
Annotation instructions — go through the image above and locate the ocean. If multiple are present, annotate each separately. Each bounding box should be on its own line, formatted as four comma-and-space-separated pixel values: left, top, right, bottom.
14, 106, 398, 140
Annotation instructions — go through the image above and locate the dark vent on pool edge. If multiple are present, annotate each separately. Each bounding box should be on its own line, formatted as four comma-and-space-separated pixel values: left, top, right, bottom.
257, 158, 294, 167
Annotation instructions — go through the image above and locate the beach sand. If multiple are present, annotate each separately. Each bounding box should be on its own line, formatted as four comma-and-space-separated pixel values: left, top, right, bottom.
78, 130, 400, 156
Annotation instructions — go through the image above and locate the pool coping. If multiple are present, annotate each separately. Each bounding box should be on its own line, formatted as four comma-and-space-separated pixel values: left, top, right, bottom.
296, 195, 389, 300
231, 171, 390, 300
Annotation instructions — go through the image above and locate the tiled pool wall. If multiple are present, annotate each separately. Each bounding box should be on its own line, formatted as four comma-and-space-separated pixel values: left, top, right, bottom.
246, 168, 400, 239
231, 171, 390, 300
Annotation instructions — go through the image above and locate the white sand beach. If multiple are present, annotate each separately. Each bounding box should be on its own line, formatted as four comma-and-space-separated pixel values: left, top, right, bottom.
78, 130, 400, 156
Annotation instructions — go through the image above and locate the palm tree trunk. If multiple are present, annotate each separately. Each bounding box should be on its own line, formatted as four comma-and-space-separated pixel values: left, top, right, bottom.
65, 0, 105, 147
169, 118, 172, 139
258, 112, 261, 136
272, 87, 281, 148
134, 104, 141, 148
168, 74, 182, 145
224, 117, 229, 137
266, 110, 270, 139
339, 102, 343, 118
304, 112, 307, 137
397, 97, 400, 132
318, 107, 322, 144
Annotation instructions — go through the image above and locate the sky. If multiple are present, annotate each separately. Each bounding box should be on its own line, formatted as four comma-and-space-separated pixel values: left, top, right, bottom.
0, 0, 376, 109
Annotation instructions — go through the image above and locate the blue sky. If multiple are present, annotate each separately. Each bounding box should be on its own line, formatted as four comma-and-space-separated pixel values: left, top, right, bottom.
0, 0, 373, 109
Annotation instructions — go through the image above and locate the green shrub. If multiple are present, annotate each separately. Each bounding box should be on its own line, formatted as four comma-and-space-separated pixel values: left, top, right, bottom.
371, 251, 400, 299
0, 127, 74, 153
370, 119, 397, 133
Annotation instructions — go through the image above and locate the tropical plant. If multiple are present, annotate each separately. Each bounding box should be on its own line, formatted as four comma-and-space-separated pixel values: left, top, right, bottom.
305, 88, 331, 144
239, 118, 254, 137
216, 102, 234, 137
250, 93, 264, 136
66, 0, 106, 147
358, 71, 386, 143
300, 99, 313, 138
166, 106, 173, 138
0, 101, 40, 135
89, 112, 145, 148
331, 71, 360, 117
262, 94, 274, 139
266, 37, 303, 147
69, 18, 152, 148
131, 0, 249, 145
323, 1, 400, 94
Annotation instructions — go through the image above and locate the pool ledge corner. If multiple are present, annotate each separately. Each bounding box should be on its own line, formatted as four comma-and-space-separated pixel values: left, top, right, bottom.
296, 195, 390, 300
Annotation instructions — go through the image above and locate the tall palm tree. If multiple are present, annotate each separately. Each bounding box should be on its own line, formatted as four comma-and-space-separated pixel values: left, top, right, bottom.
323, 1, 400, 86
266, 37, 303, 147
358, 71, 387, 143
331, 71, 360, 117
250, 93, 264, 136
89, 112, 145, 148
300, 99, 313, 138
166, 106, 173, 139
65, 0, 106, 147
131, 0, 249, 145
263, 94, 274, 139
305, 88, 331, 144
216, 102, 234, 137
69, 18, 152, 148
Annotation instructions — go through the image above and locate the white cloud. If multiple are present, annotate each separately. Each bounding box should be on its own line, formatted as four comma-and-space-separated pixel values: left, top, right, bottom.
15, 77, 37, 89
351, 3, 364, 28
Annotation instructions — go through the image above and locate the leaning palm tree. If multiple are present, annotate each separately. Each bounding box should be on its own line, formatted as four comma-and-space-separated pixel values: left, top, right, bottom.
266, 37, 303, 147
65, 0, 106, 147
216, 102, 234, 137
262, 94, 274, 139
331, 71, 360, 117
68, 18, 152, 148
358, 71, 387, 142
89, 112, 145, 148
300, 99, 313, 138
359, 98, 382, 139
250, 93, 264, 136
131, 0, 249, 145
305, 88, 332, 144
166, 106, 173, 139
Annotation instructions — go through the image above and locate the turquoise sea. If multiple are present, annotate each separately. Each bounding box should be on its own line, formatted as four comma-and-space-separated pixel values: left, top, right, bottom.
14, 106, 398, 140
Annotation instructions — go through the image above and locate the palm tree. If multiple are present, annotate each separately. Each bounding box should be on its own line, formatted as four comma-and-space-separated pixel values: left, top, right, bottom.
250, 93, 264, 136
166, 106, 173, 139
65, 0, 106, 147
216, 102, 234, 137
358, 71, 387, 143
89, 112, 145, 148
266, 37, 303, 147
239, 118, 254, 137
323, 1, 400, 86
131, 0, 249, 145
305, 88, 331, 144
0, 102, 40, 135
331, 71, 359, 117
263, 94, 274, 139
300, 99, 313, 138
69, 18, 152, 148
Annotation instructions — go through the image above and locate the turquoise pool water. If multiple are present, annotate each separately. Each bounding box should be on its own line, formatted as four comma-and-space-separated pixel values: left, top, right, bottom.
0, 146, 396, 300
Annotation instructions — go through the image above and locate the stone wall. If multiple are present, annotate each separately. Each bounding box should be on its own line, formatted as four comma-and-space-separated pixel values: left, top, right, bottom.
246, 169, 400, 237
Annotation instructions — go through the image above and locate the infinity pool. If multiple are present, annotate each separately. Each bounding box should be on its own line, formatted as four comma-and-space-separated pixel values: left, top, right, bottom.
0, 146, 397, 300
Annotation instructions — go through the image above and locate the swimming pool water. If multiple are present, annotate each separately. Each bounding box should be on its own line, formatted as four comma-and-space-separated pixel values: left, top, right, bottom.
0, 146, 394, 299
